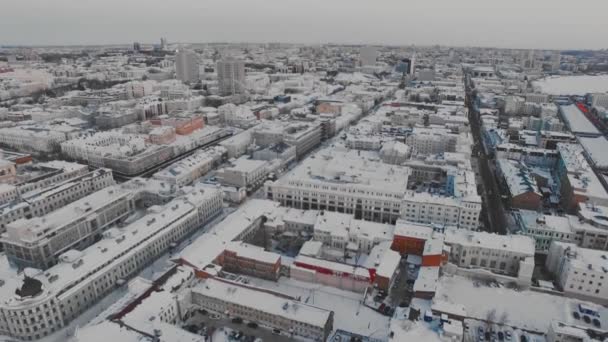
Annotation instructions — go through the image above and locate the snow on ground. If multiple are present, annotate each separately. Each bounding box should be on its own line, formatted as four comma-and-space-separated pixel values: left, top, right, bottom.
435, 274, 607, 333
389, 319, 442, 342
246, 276, 390, 339
533, 75, 608, 95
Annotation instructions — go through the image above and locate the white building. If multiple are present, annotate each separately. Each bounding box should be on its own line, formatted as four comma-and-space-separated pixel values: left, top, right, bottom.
190, 278, 333, 341
546, 242, 608, 305
1, 183, 139, 269
0, 185, 223, 341
444, 229, 535, 280
0, 168, 115, 235
153, 146, 225, 187
590, 93, 608, 109
0, 126, 69, 153
401, 169, 482, 230
215, 157, 268, 190
266, 148, 411, 224
313, 211, 394, 254
406, 128, 458, 155
0, 161, 89, 206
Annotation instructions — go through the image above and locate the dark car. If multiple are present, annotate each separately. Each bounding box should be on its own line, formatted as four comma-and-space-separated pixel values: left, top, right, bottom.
247, 322, 258, 329
232, 317, 243, 324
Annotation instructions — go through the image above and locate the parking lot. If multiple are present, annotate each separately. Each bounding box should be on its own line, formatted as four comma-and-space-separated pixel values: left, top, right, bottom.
185, 310, 297, 342
463, 320, 546, 342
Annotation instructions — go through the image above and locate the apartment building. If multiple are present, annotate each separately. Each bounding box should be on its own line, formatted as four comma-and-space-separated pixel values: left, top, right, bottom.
283, 123, 323, 159
406, 128, 458, 155
152, 146, 225, 187
556, 143, 608, 212
546, 242, 608, 305
0, 186, 223, 341
1, 185, 137, 269
401, 170, 482, 230
0, 168, 115, 235
0, 161, 89, 206
444, 229, 535, 279
216, 242, 281, 281
215, 157, 268, 190
313, 211, 393, 254
266, 149, 411, 224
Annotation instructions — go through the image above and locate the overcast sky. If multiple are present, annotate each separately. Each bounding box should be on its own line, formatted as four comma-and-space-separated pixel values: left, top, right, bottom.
1, 0, 607, 49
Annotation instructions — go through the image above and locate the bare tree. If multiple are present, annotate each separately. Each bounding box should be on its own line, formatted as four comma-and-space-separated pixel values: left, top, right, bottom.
499, 311, 509, 327
485, 309, 497, 331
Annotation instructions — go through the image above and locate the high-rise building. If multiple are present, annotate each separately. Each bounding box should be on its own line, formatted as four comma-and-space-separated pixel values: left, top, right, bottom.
359, 46, 377, 66
217, 58, 246, 96
133, 42, 141, 52
175, 49, 199, 83
396, 58, 413, 75
160, 37, 167, 50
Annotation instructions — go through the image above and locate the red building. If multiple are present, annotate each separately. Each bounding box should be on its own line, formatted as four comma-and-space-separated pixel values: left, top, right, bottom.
391, 221, 433, 255
421, 237, 448, 267
215, 242, 281, 281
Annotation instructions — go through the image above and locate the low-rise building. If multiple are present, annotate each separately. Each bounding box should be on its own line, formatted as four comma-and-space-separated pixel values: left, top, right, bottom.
291, 255, 372, 293
0, 168, 115, 235
0, 185, 223, 341
546, 242, 608, 305
313, 211, 393, 254
216, 157, 268, 190
1, 184, 138, 269
216, 242, 281, 281
152, 146, 225, 187
190, 278, 334, 341
0, 161, 89, 206
444, 229, 535, 280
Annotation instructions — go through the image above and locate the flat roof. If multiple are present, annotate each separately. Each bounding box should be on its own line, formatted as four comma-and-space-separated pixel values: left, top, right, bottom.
394, 220, 435, 240
4, 184, 134, 244
276, 146, 410, 194
192, 278, 331, 328
559, 104, 600, 136
444, 229, 535, 256
579, 136, 608, 170
225, 241, 281, 265
0, 186, 222, 308
179, 199, 282, 270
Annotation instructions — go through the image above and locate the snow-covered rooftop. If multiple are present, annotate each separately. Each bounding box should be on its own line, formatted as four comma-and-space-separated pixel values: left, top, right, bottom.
444, 229, 535, 255
191, 278, 332, 328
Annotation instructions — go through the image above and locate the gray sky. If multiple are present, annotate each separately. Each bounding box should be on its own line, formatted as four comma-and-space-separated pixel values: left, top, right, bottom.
1, 0, 606, 49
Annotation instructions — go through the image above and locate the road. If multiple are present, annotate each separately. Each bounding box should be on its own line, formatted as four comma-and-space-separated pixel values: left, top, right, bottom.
465, 74, 508, 234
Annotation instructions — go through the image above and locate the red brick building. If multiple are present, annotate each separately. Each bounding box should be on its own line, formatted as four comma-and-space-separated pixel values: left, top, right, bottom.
215, 242, 281, 281
391, 221, 433, 255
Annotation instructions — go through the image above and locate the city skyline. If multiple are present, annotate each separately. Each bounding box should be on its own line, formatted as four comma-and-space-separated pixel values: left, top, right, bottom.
1, 0, 607, 50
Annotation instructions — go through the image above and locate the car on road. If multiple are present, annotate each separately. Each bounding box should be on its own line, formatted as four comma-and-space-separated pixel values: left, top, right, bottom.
232, 317, 243, 324
247, 322, 258, 329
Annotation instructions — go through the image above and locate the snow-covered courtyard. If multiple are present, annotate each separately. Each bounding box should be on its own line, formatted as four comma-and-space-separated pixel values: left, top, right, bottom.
533, 75, 608, 95
246, 276, 390, 339
435, 275, 608, 333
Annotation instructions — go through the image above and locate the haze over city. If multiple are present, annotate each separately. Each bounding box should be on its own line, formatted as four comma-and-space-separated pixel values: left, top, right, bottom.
1, 0, 608, 49
1, 3, 608, 342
